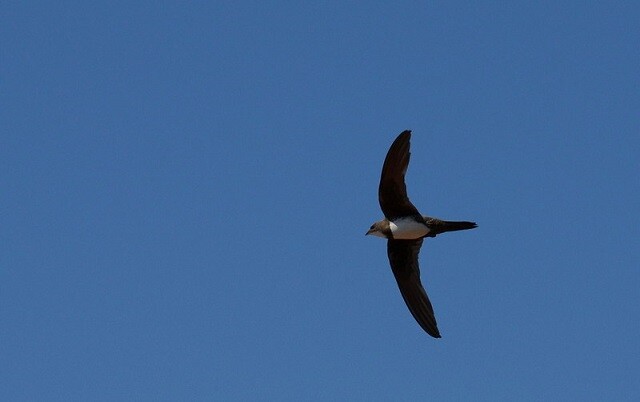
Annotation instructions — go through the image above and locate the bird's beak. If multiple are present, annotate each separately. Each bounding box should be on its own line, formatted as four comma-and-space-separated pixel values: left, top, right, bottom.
365, 229, 375, 236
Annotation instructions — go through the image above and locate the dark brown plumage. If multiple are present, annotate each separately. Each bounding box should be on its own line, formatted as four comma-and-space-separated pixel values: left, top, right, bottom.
367, 130, 477, 338
387, 239, 440, 337
378, 130, 421, 220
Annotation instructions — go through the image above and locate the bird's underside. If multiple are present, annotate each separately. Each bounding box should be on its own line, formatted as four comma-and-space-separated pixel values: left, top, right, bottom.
367, 130, 477, 338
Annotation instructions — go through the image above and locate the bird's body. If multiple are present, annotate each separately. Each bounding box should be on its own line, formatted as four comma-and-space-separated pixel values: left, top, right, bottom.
368, 216, 430, 239
366, 130, 477, 338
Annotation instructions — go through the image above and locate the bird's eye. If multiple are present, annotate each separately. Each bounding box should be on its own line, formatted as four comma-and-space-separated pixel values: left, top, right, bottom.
370, 225, 375, 230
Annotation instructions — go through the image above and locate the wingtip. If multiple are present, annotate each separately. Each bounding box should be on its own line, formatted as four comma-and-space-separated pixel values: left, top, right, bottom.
389, 130, 411, 143
426, 327, 442, 338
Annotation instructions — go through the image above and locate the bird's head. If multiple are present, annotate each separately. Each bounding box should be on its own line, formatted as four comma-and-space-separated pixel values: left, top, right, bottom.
366, 220, 389, 238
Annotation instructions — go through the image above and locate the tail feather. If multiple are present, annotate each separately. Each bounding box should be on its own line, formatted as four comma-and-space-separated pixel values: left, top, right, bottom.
424, 217, 477, 237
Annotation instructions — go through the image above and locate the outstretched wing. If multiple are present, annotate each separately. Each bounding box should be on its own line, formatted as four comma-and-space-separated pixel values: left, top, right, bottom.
387, 239, 441, 338
378, 130, 421, 219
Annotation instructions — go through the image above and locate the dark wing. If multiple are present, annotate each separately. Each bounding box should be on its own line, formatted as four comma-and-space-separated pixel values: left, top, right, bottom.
378, 130, 421, 219
387, 239, 441, 338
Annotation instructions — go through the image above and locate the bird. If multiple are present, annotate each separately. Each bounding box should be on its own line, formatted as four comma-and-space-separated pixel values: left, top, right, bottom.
366, 130, 477, 338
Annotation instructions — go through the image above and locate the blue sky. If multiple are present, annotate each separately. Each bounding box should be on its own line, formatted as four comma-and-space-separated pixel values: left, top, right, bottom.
2, 1, 639, 400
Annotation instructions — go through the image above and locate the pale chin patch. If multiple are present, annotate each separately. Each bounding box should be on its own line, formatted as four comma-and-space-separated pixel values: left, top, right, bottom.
390, 218, 430, 239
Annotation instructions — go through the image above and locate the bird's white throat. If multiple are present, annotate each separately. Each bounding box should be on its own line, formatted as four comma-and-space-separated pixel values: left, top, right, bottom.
390, 217, 430, 239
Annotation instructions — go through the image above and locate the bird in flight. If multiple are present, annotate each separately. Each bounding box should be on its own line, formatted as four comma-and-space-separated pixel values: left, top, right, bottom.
366, 130, 477, 338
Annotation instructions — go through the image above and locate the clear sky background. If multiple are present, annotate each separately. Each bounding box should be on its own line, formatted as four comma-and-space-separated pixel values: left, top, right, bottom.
2, 1, 639, 401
